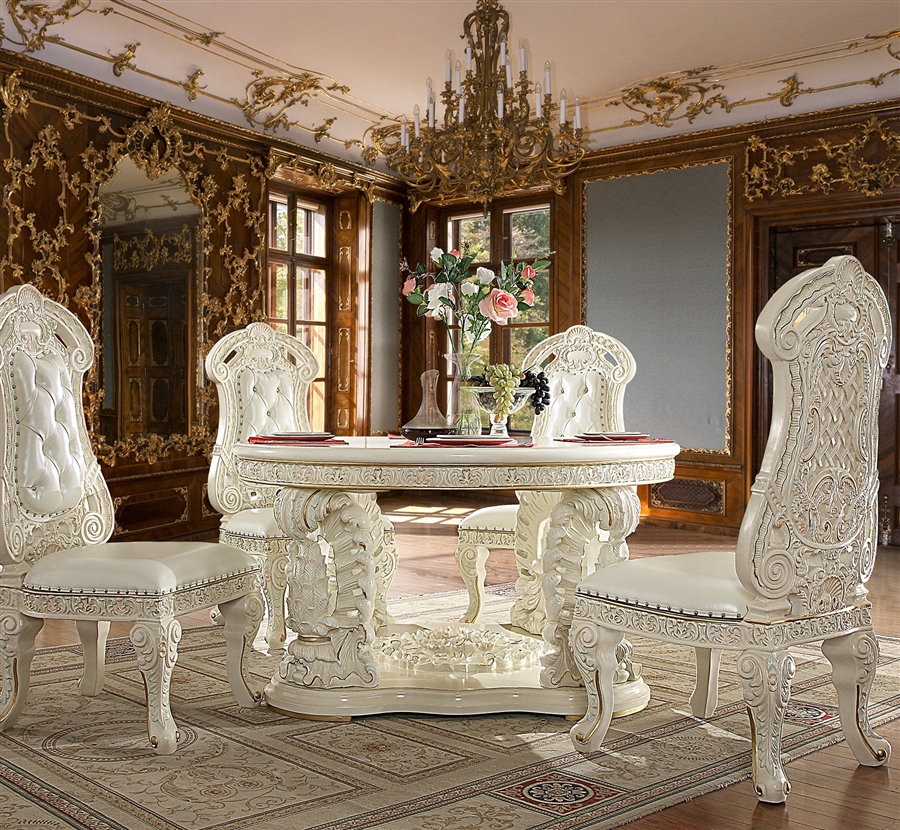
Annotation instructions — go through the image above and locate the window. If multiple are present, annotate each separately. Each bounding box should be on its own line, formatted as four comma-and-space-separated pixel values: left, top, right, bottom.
266, 191, 329, 431
445, 202, 552, 429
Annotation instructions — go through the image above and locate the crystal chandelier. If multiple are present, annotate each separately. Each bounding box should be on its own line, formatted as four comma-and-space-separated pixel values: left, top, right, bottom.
367, 0, 585, 212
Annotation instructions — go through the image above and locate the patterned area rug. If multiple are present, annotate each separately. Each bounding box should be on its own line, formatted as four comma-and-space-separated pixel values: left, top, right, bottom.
2, 588, 899, 830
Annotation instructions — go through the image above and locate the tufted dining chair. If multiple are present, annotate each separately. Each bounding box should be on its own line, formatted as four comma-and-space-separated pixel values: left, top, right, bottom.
455, 325, 636, 633
207, 323, 399, 646
0, 284, 263, 755
568, 256, 892, 803
206, 322, 319, 650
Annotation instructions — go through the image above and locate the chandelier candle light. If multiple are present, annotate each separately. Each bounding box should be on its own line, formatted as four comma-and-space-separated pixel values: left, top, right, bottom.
370, 0, 585, 212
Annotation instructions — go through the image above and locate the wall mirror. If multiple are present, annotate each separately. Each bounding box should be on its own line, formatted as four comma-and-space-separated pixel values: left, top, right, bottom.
93, 155, 206, 463
584, 160, 731, 453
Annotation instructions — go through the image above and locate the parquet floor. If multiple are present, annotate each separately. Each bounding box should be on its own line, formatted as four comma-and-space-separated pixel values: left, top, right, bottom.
32, 491, 900, 830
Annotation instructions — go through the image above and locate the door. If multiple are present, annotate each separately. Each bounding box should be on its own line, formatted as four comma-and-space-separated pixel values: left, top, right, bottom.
117, 277, 188, 440
770, 220, 899, 542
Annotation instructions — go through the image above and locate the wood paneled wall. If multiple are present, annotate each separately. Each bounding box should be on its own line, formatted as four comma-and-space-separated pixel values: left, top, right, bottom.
400, 98, 900, 534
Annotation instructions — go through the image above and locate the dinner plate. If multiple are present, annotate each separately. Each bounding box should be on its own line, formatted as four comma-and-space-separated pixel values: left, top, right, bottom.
577, 432, 649, 441
270, 432, 336, 440
428, 435, 516, 446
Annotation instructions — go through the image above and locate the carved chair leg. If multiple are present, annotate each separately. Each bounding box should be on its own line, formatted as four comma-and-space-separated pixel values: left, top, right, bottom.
568, 618, 625, 753
690, 647, 722, 718
0, 612, 43, 729
219, 592, 265, 708
738, 649, 795, 803
76, 620, 110, 696
130, 618, 182, 755
822, 630, 892, 767
455, 536, 489, 624
262, 544, 288, 650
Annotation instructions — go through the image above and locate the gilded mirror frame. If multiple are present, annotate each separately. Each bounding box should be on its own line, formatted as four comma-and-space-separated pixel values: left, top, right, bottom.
83, 107, 213, 465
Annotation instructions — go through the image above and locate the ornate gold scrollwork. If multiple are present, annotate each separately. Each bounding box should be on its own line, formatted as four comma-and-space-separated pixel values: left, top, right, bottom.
745, 116, 900, 201
0, 70, 32, 118
5, 0, 90, 53
109, 42, 139, 77
0, 72, 267, 465
233, 71, 328, 133
608, 67, 739, 128
179, 69, 206, 102
112, 225, 193, 273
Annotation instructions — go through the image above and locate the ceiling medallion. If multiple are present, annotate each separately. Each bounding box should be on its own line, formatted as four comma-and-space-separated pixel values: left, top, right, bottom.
367, 0, 584, 212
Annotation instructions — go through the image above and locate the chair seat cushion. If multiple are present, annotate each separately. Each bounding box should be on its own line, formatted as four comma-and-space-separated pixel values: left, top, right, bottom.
220, 507, 283, 539
576, 550, 754, 621
23, 541, 259, 596
459, 503, 519, 531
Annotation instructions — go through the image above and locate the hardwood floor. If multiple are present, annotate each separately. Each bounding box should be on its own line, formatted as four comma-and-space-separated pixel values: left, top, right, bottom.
31, 491, 900, 830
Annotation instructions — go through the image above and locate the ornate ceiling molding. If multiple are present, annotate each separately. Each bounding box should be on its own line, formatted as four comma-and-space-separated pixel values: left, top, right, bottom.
0, 2, 897, 172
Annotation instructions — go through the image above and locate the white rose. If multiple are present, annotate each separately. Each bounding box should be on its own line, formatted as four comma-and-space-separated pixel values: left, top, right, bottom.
460, 282, 479, 296
476, 266, 495, 285
430, 247, 444, 264
425, 282, 453, 319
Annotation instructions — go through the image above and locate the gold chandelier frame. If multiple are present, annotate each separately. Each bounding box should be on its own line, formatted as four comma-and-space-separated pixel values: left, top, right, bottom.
368, 0, 585, 211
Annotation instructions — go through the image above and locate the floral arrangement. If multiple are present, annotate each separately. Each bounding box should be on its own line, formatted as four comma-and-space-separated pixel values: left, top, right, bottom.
401, 245, 551, 352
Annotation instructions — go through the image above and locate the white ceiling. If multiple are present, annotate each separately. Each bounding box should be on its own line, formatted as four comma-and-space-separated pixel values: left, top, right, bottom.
1, 1, 898, 173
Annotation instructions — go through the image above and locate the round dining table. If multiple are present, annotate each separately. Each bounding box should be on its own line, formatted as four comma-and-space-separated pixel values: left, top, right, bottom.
232, 435, 680, 719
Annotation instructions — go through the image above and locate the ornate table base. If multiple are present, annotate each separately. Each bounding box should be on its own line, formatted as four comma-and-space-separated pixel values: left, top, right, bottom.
265, 482, 651, 719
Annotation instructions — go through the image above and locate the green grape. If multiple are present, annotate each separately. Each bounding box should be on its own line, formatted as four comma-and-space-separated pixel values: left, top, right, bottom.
484, 363, 523, 418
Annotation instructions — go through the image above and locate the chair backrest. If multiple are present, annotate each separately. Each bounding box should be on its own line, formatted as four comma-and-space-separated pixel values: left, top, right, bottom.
737, 256, 891, 622
0, 284, 113, 570
206, 322, 319, 515
524, 325, 636, 439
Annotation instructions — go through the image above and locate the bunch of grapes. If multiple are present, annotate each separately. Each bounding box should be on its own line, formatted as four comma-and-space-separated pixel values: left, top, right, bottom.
469, 367, 552, 416
484, 363, 522, 419
520, 369, 551, 415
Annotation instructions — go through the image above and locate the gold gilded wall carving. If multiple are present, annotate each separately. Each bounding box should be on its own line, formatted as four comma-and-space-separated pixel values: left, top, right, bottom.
113, 225, 193, 273
0, 68, 268, 467
745, 116, 900, 201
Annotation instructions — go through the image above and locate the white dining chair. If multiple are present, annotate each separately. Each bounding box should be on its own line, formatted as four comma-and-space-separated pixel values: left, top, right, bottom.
0, 284, 264, 754
568, 255, 892, 802
205, 322, 319, 649
455, 325, 636, 633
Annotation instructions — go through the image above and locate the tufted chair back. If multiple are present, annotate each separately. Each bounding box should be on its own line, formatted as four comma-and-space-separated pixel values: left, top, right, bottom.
0, 284, 113, 570
524, 325, 636, 439
206, 322, 319, 516
737, 256, 891, 622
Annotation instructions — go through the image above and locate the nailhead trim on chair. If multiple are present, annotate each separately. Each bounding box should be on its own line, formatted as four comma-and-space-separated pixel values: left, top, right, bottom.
575, 588, 746, 621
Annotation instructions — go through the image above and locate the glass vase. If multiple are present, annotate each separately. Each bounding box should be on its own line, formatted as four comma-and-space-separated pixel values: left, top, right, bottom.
401, 369, 452, 443
445, 351, 484, 436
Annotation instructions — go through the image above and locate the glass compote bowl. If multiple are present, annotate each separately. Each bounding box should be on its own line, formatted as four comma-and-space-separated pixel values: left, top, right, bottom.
469, 386, 535, 438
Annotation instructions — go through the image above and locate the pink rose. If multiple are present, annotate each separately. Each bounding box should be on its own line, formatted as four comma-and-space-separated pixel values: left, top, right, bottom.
402, 277, 417, 296
521, 286, 535, 306
479, 288, 519, 324
521, 264, 536, 281
450, 249, 460, 257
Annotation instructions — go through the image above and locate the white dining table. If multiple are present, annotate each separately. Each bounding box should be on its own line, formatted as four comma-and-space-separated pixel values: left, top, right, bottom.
232, 435, 680, 719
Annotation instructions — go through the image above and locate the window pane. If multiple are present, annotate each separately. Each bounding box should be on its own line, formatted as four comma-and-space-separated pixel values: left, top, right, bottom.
510, 325, 549, 371
296, 323, 327, 377
270, 263, 289, 320
296, 267, 327, 323
270, 197, 289, 251
514, 264, 549, 323
296, 201, 327, 257
308, 379, 326, 432
271, 321, 288, 334
508, 324, 549, 431
449, 214, 490, 262
509, 207, 550, 259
